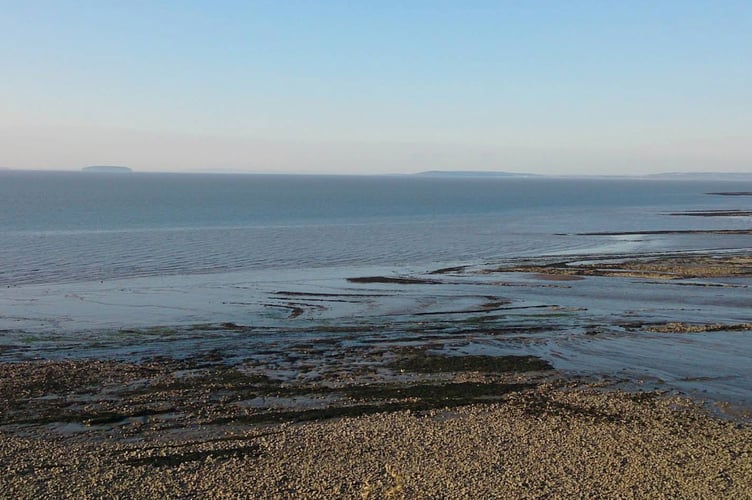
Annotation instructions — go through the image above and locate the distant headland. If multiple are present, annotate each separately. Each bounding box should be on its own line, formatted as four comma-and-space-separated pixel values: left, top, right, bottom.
413, 170, 752, 181
415, 170, 538, 178
82, 166, 132, 173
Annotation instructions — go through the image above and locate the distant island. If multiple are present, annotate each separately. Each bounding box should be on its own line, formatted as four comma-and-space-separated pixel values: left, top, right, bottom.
82, 166, 132, 173
415, 170, 538, 178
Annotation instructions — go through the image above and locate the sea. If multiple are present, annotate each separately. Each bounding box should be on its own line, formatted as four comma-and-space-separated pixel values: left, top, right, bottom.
2, 170, 751, 287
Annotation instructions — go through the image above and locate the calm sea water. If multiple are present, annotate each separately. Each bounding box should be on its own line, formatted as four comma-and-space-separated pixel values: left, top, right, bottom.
1, 171, 751, 286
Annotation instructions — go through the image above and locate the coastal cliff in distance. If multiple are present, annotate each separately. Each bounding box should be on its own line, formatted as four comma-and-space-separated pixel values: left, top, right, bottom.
82, 165, 132, 173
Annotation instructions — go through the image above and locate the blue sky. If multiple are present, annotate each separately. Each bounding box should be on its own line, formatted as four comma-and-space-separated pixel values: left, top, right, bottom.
1, 1, 750, 174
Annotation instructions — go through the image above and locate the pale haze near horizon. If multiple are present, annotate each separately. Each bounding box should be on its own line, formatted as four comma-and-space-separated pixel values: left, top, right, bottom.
1, 1, 750, 175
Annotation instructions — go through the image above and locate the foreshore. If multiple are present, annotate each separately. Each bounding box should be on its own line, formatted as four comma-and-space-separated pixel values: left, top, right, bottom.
1, 361, 750, 498
2, 251, 752, 497
2, 346, 752, 498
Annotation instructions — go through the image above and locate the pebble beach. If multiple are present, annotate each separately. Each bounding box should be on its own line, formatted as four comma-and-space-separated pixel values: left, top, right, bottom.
2, 382, 750, 498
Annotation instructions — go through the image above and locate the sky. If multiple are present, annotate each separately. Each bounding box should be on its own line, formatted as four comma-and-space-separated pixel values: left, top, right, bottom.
1, 1, 750, 175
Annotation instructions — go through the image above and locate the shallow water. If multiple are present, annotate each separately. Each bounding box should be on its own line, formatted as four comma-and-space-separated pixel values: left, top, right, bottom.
1, 257, 751, 406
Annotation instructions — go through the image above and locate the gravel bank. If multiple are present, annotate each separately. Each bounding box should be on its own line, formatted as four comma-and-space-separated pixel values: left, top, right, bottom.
2, 386, 750, 499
